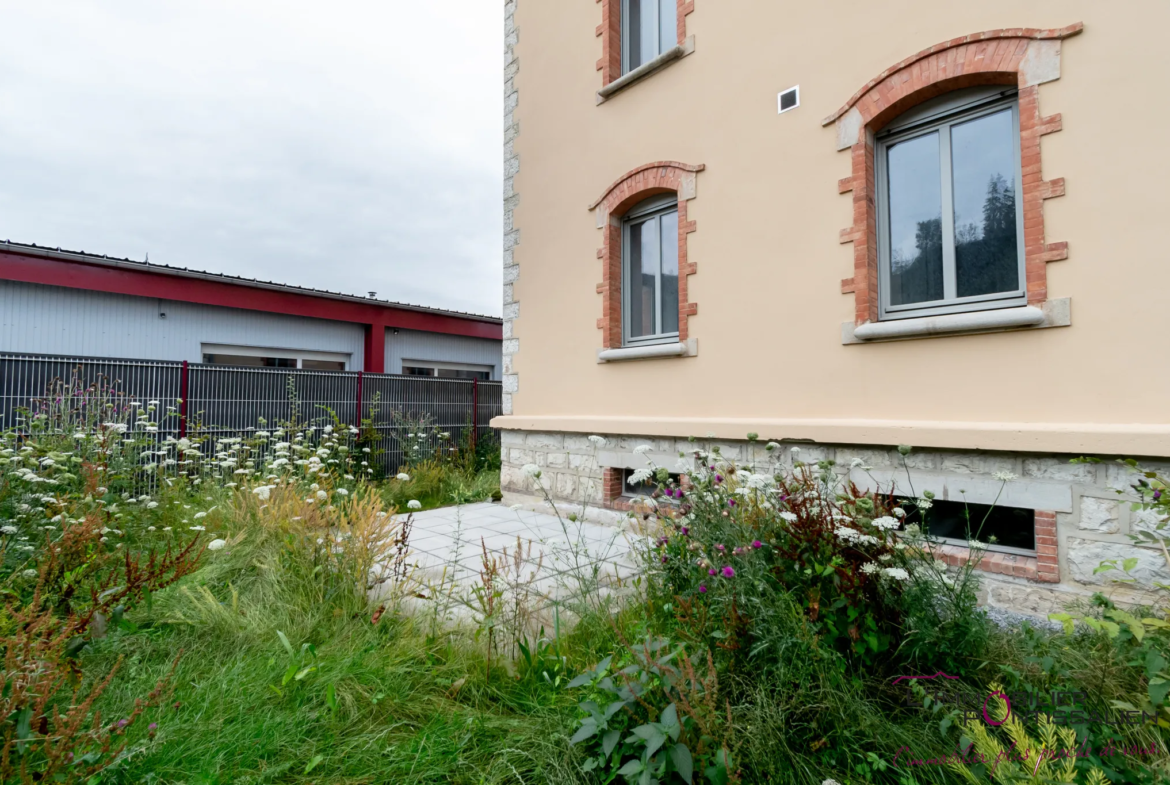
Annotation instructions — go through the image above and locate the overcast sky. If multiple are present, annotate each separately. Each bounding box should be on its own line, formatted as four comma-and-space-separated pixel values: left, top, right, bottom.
0, 1, 504, 316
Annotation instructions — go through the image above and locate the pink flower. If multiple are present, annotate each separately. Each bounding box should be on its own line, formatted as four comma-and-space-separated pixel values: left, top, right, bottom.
752, 540, 763, 549
708, 568, 717, 576
699, 584, 708, 593
721, 566, 735, 578
715, 544, 725, 552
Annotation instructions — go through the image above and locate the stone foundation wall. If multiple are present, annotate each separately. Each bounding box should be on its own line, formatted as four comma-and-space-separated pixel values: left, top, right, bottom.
499, 429, 1170, 616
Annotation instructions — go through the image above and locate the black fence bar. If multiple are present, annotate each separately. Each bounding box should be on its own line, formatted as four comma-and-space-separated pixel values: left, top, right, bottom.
0, 352, 503, 472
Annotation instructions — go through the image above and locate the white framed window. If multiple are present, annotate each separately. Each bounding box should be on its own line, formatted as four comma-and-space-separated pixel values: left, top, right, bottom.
621, 0, 677, 74
400, 360, 492, 381
622, 195, 680, 346
200, 344, 349, 371
876, 87, 1026, 320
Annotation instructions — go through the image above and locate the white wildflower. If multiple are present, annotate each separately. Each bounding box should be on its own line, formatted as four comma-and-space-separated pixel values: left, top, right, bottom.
628, 468, 653, 485
993, 470, 1018, 482
882, 567, 910, 581
207, 538, 227, 551
915, 498, 933, 511
765, 441, 781, 452
194, 511, 208, 519
509, 504, 523, 511
860, 562, 879, 575
21, 568, 39, 579
0, 525, 18, 535
779, 511, 798, 523
336, 488, 349, 497
147, 501, 159, 509
588, 435, 607, 447
871, 516, 900, 531
147, 526, 156, 531
892, 507, 906, 518
407, 500, 422, 510
396, 473, 411, 481
316, 490, 328, 501
522, 463, 541, 478
633, 445, 653, 455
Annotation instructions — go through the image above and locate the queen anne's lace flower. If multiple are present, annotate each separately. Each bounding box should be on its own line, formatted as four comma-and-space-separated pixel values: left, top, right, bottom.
634, 445, 653, 455
396, 473, 411, 482
871, 516, 900, 531
521, 463, 541, 478
860, 562, 879, 575
882, 567, 910, 581
992, 470, 1018, 482
588, 435, 607, 447
628, 468, 653, 485
407, 500, 422, 510
779, 511, 798, 523
207, 539, 227, 551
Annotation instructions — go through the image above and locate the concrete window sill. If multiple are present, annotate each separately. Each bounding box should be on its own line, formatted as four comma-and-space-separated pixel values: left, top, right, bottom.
597, 338, 697, 363
842, 298, 1071, 344
597, 37, 695, 104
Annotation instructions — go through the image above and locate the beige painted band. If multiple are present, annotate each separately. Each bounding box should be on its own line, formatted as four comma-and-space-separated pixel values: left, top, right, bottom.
489, 416, 1170, 458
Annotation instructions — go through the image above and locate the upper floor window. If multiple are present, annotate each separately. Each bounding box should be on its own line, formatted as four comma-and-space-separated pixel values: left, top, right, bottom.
877, 88, 1025, 320
623, 195, 679, 345
622, 0, 677, 74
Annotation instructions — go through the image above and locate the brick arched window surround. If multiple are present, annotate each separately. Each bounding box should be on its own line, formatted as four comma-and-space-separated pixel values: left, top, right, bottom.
597, 0, 695, 88
590, 162, 703, 349
826, 24, 1082, 326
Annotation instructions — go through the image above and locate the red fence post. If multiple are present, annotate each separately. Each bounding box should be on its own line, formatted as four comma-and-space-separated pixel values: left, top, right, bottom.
178, 360, 189, 438
355, 371, 364, 429
471, 377, 479, 457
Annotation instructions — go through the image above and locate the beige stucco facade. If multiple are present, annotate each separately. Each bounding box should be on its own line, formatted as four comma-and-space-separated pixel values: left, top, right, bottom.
498, 0, 1169, 455
495, 2, 1170, 612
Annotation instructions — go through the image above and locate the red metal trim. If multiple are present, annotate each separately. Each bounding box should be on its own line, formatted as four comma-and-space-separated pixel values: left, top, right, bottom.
363, 324, 387, 373
178, 360, 189, 438
0, 249, 502, 341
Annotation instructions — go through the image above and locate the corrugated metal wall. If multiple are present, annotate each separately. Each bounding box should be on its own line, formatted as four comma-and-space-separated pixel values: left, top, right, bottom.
384, 328, 502, 379
1, 280, 367, 367
0, 281, 502, 376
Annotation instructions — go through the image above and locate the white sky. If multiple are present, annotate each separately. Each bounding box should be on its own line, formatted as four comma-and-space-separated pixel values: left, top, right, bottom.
0, 1, 504, 316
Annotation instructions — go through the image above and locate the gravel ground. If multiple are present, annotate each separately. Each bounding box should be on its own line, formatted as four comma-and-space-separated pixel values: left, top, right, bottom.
984, 605, 1064, 633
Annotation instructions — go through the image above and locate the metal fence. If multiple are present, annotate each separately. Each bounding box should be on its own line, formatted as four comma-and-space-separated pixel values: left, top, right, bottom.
0, 353, 502, 472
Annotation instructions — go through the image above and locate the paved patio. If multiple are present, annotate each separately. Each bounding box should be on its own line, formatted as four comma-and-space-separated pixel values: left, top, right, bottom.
400, 502, 639, 613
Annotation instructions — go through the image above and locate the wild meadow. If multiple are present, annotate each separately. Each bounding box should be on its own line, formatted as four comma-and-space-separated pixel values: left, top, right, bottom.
1, 378, 1168, 784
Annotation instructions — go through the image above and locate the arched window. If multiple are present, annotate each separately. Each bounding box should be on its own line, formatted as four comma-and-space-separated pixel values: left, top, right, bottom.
877, 87, 1025, 319
622, 194, 680, 344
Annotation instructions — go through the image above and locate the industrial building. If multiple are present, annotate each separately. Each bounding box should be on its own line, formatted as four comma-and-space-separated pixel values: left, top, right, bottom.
0, 240, 502, 378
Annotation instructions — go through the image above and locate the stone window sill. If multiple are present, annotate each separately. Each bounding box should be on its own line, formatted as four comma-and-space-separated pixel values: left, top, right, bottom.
597, 338, 697, 363
597, 37, 695, 104
841, 298, 1071, 344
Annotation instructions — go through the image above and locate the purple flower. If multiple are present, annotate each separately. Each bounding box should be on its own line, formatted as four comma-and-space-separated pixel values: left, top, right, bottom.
708, 568, 717, 576
715, 474, 724, 484
715, 544, 725, 552
680, 526, 689, 536
117, 719, 129, 728
709, 465, 715, 471
699, 584, 708, 593
752, 540, 763, 549
1155, 490, 1163, 500
728, 498, 736, 507
721, 566, 735, 578
148, 723, 158, 732
661, 555, 669, 563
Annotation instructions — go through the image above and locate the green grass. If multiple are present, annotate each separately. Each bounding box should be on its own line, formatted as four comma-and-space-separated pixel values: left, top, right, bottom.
379, 462, 502, 513
83, 515, 593, 785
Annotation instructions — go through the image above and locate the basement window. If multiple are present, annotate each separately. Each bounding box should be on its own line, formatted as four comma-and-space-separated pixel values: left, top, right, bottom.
623, 468, 680, 497
900, 497, 1035, 553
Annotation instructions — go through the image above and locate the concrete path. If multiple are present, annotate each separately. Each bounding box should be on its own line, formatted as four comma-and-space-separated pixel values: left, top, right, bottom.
402, 502, 639, 614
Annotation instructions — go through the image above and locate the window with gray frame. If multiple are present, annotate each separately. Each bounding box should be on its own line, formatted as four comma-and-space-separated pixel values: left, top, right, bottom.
622, 0, 677, 74
623, 195, 679, 346
877, 87, 1026, 320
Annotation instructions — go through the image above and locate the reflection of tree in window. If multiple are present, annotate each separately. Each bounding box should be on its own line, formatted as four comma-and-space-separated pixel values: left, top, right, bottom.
891, 217, 944, 305
955, 174, 1018, 297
